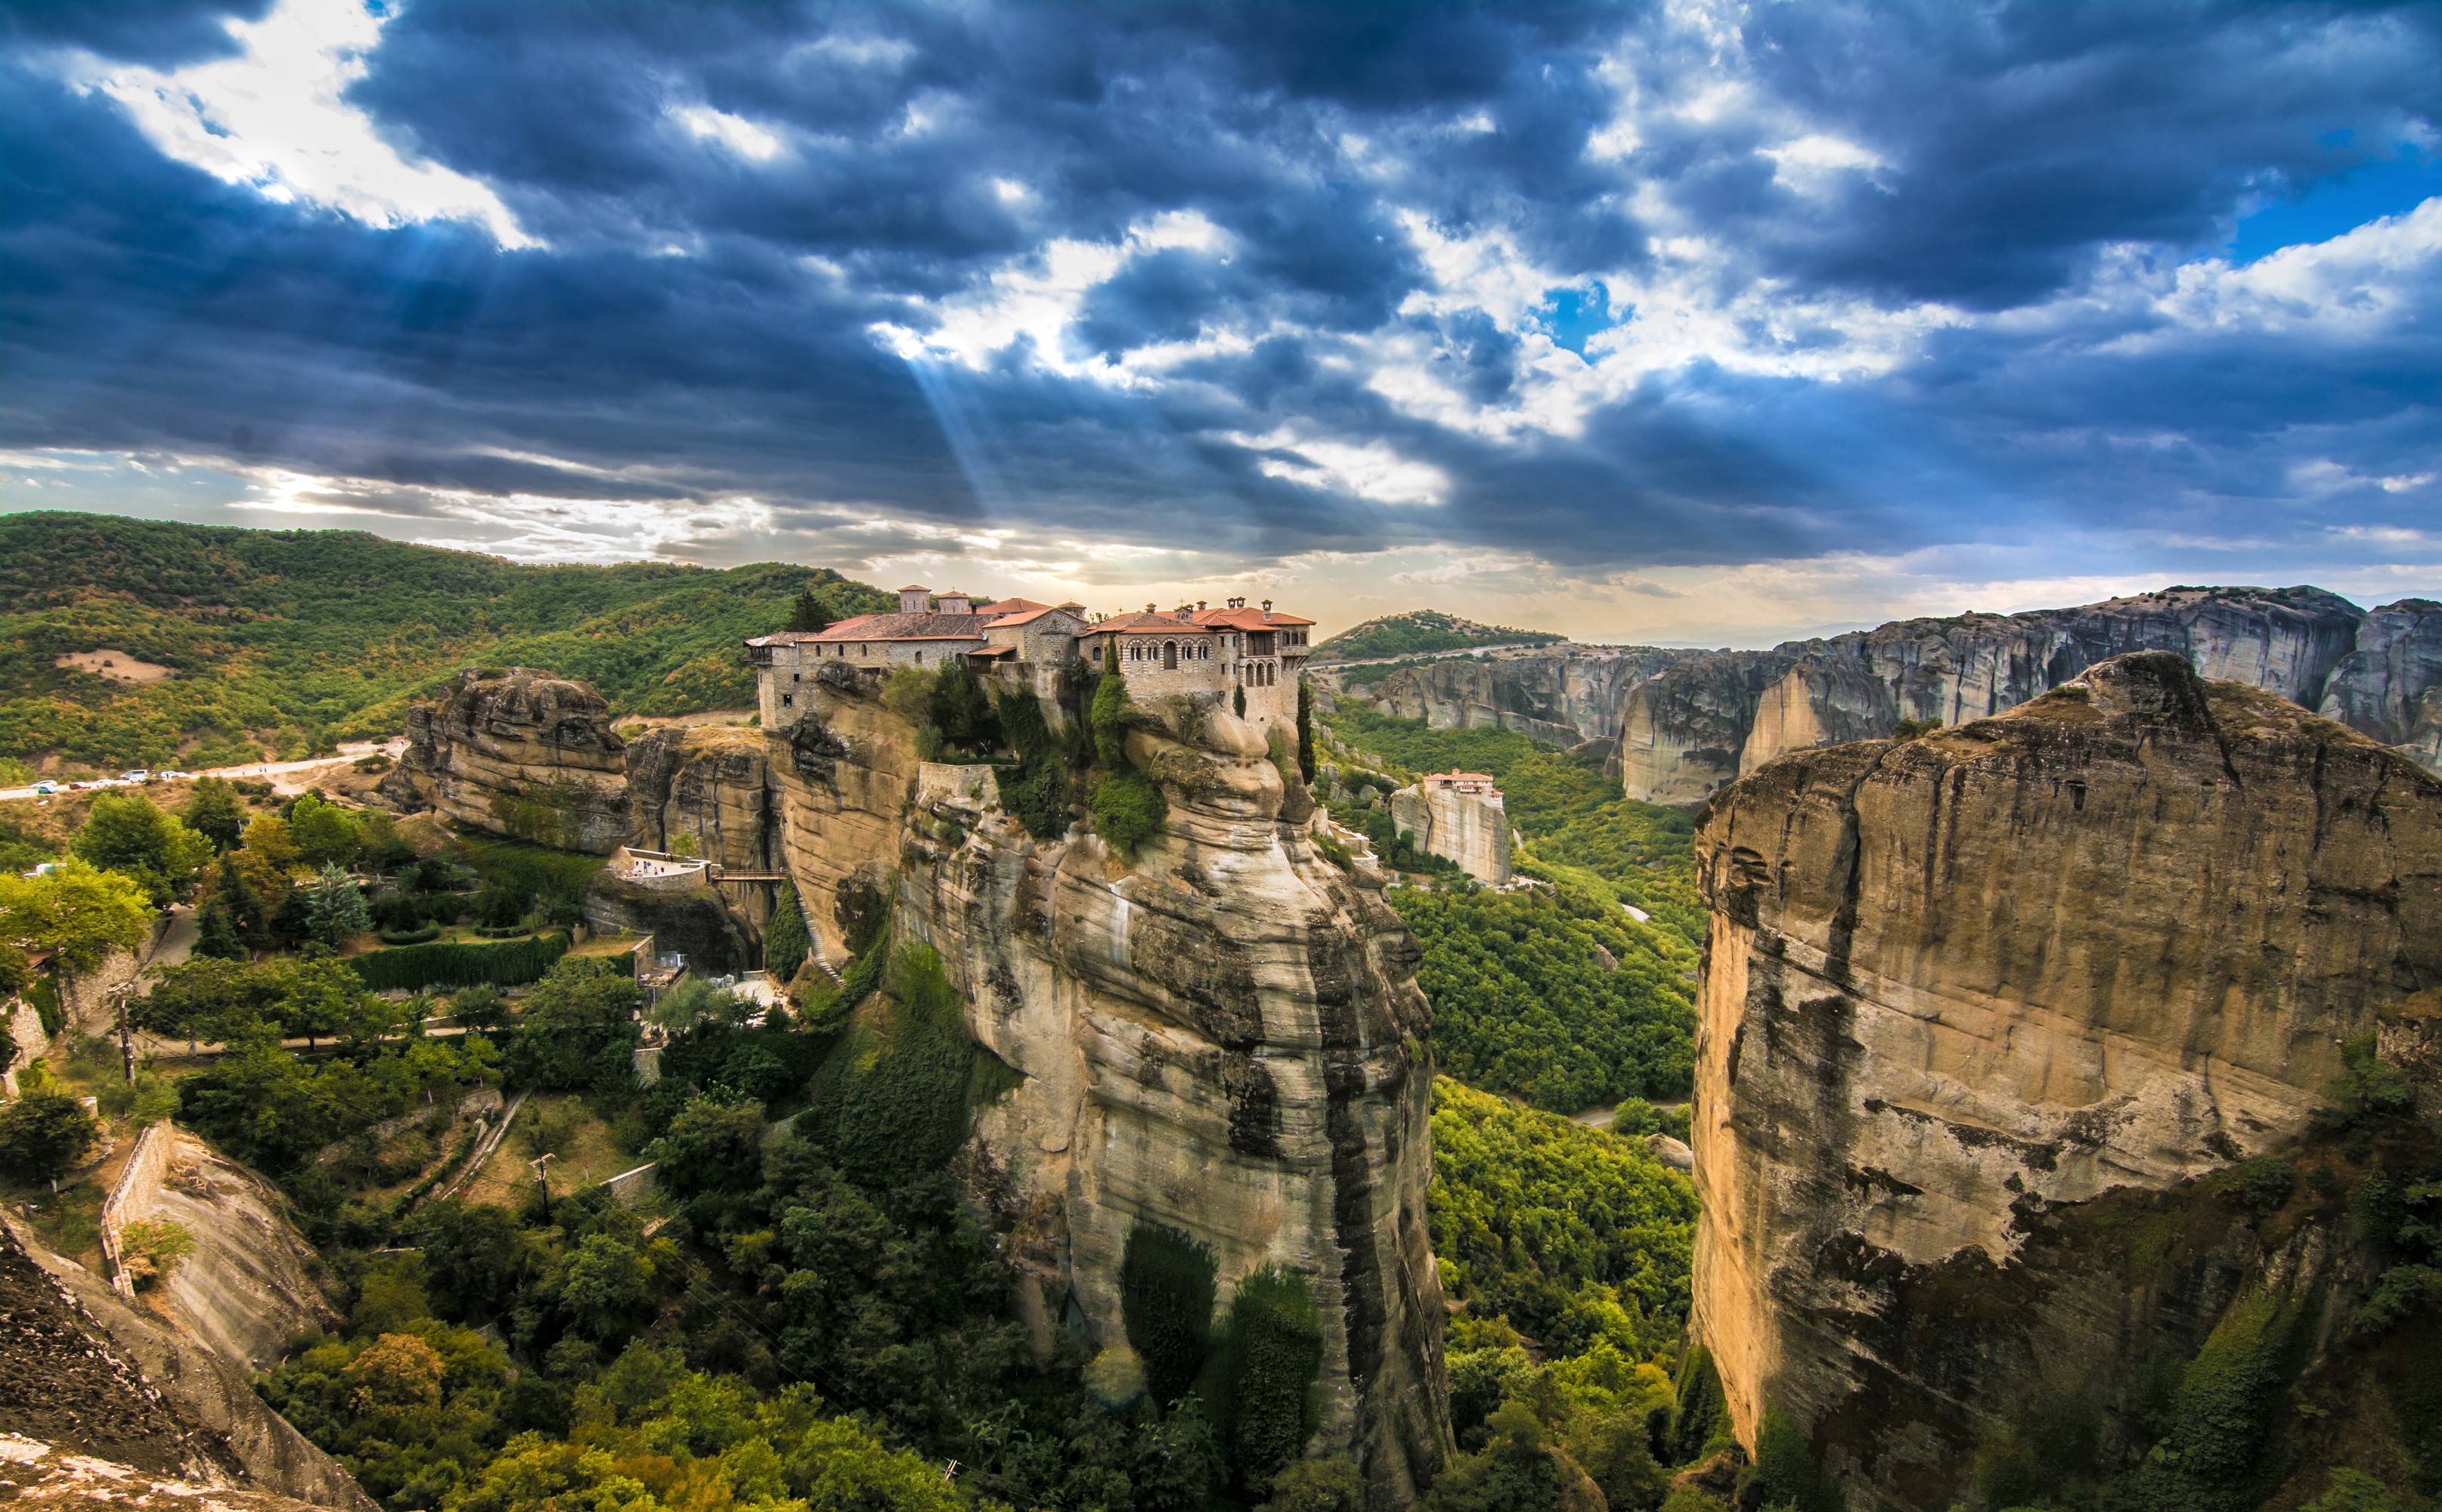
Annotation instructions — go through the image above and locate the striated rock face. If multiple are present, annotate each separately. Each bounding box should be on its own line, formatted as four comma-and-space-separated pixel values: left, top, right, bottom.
775, 669, 1452, 1508
382, 668, 628, 852
1389, 781, 1513, 885
623, 725, 780, 872
1614, 585, 2393, 804
1342, 646, 1700, 750
1, 1213, 373, 1510
2320, 597, 2442, 772
1687, 652, 2442, 1510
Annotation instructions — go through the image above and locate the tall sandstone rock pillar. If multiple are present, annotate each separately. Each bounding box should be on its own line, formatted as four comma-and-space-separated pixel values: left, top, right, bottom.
773, 666, 1453, 1509
1688, 652, 2442, 1510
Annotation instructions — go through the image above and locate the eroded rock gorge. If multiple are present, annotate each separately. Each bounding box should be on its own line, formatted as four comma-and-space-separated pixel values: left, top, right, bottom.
1687, 651, 2442, 1511
1326, 587, 2442, 806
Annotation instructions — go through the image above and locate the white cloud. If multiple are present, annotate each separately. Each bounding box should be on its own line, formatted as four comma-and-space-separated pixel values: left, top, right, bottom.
869, 209, 1232, 374
670, 104, 787, 163
62, 0, 532, 248
1228, 429, 1449, 507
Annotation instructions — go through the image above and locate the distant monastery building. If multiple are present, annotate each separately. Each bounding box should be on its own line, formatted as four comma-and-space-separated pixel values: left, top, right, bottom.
746, 587, 1314, 745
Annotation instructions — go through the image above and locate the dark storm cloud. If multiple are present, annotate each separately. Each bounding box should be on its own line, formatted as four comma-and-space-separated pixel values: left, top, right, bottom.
2, 0, 2438, 581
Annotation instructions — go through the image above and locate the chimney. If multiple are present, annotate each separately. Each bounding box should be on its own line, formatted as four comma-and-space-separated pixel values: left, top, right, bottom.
1197, 600, 1207, 612
1261, 599, 1272, 614
899, 584, 930, 614
1146, 603, 1157, 616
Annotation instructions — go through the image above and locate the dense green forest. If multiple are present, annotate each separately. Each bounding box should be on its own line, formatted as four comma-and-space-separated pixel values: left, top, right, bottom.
1309, 610, 1566, 663
0, 513, 894, 772
1316, 701, 1701, 947
1314, 700, 1705, 1113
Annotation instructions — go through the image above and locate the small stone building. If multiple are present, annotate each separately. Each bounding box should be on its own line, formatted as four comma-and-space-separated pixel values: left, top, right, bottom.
1390, 769, 1513, 885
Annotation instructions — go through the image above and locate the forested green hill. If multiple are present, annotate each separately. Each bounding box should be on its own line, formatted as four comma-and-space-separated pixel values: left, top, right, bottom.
1310, 609, 1566, 663
0, 513, 893, 772
1316, 700, 1705, 1114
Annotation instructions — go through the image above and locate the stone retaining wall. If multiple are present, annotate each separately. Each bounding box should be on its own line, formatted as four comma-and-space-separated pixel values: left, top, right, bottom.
100, 1123, 173, 1300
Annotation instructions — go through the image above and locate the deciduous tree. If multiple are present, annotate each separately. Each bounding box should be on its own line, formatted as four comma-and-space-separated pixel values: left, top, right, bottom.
179, 777, 248, 851
70, 793, 212, 905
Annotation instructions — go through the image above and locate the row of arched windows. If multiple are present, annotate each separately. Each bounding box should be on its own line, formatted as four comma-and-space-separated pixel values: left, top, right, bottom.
1240, 661, 1275, 686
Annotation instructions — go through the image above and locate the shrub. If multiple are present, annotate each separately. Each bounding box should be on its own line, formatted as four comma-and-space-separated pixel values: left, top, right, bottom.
0, 1089, 103, 1180
1089, 641, 1133, 768
2221, 1154, 2294, 1215
97, 1070, 178, 1127
1216, 1266, 1325, 1495
346, 931, 570, 993
119, 1217, 195, 1290
1120, 1219, 1217, 1407
928, 661, 1002, 752
379, 922, 443, 946
1092, 768, 1168, 857
801, 942, 1003, 1185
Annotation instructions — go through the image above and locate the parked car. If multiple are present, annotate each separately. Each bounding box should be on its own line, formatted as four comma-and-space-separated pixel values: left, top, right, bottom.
30, 781, 57, 795
117, 770, 150, 782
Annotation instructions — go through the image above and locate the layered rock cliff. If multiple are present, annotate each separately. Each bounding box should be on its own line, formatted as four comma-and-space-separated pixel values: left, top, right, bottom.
1687, 652, 2442, 1510
776, 662, 1452, 1507
1336, 646, 1700, 751
2320, 596, 2442, 773
1616, 585, 2379, 804
382, 668, 630, 852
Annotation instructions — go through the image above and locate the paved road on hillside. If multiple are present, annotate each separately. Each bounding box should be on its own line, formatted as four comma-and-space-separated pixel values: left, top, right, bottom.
1, 739, 407, 804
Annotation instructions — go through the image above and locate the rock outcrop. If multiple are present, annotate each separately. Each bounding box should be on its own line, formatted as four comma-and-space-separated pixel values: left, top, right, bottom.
2320, 596, 2442, 773
1389, 778, 1513, 885
1619, 585, 2375, 804
1339, 646, 1700, 751
1687, 652, 2442, 1510
0, 1213, 373, 1510
776, 667, 1452, 1507
381, 668, 628, 852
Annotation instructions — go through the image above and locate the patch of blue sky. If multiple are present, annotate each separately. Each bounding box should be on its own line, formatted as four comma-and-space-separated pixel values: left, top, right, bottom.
2229, 146, 2442, 264
1536, 282, 1622, 357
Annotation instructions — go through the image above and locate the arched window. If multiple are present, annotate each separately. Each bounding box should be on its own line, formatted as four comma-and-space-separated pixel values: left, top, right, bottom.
1164, 640, 1178, 671
913, 650, 923, 665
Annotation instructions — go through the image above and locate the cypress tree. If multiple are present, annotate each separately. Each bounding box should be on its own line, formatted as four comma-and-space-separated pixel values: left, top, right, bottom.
766, 880, 811, 985
786, 587, 832, 633
1295, 680, 1316, 782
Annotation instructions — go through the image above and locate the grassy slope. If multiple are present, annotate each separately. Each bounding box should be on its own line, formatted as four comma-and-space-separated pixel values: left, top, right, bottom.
0, 512, 894, 772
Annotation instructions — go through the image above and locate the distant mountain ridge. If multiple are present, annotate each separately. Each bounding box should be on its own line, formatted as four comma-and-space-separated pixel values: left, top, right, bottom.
0, 511, 894, 773
1335, 584, 2442, 799
1310, 609, 1567, 663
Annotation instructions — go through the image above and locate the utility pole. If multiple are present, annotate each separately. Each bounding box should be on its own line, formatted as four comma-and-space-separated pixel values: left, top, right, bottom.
529, 1152, 555, 1220
110, 981, 136, 1085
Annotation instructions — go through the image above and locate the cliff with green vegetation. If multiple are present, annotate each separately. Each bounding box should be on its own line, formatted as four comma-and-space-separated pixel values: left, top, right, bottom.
0, 511, 892, 773
1690, 651, 2442, 1512
775, 659, 1454, 1507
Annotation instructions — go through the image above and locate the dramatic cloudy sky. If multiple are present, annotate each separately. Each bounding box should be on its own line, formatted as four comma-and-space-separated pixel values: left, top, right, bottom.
4, 0, 2439, 642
